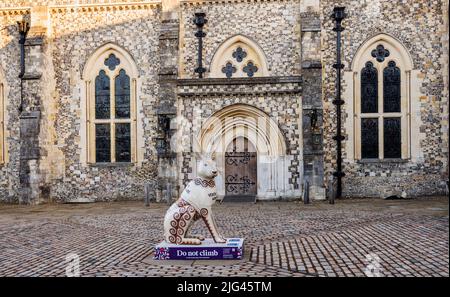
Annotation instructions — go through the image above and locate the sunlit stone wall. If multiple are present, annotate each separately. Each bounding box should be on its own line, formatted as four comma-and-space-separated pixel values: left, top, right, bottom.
321, 0, 449, 197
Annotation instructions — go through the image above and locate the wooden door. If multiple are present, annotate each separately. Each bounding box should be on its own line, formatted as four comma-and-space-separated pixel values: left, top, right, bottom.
224, 137, 257, 201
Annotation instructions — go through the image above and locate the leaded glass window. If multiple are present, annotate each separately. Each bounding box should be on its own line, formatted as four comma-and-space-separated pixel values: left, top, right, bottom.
361, 118, 379, 159
357, 59, 404, 159
222, 62, 236, 78
104, 53, 121, 71
95, 70, 110, 119
232, 47, 247, 62
95, 124, 111, 163
115, 69, 130, 118
243, 61, 258, 77
215, 41, 264, 78
354, 37, 412, 161
357, 58, 404, 160
383, 61, 401, 113
361, 62, 378, 113
115, 123, 131, 162
383, 118, 401, 158
371, 44, 390, 63
87, 48, 136, 164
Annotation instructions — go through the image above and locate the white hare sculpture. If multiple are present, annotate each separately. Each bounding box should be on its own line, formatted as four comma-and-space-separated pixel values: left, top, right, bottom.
163, 154, 226, 245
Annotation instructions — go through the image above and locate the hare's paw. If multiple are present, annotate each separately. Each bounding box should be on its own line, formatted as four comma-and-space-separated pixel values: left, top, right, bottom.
214, 236, 227, 244
180, 238, 202, 245
188, 234, 205, 241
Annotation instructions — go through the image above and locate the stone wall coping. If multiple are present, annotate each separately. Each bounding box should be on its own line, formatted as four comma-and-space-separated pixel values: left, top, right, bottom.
22, 74, 42, 81
178, 90, 301, 96
19, 111, 40, 119
176, 76, 302, 96
177, 76, 302, 86
0, 0, 295, 15
88, 162, 136, 168
357, 159, 410, 164
0, 2, 161, 15
24, 36, 44, 46
49, 1, 161, 13
302, 60, 322, 69
0, 7, 30, 15
180, 0, 297, 6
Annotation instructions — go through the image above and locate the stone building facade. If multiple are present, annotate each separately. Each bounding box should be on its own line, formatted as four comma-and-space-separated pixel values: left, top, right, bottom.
0, 0, 448, 204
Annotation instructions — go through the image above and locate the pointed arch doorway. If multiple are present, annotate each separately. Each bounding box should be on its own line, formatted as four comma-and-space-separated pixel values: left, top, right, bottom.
197, 104, 292, 201
224, 137, 257, 202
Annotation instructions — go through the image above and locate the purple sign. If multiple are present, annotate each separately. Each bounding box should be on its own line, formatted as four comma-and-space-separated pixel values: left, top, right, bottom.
154, 238, 244, 260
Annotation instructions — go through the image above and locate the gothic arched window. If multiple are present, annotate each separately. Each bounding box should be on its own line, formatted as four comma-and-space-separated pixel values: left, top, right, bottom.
84, 45, 138, 164
353, 36, 413, 160
210, 35, 269, 78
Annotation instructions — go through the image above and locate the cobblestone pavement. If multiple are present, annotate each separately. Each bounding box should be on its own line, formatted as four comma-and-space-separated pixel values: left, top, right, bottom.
0, 197, 448, 277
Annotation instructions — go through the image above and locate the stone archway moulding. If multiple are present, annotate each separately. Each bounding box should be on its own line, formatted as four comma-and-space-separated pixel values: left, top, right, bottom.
351, 33, 413, 71
195, 104, 292, 199
82, 42, 139, 80
197, 104, 286, 160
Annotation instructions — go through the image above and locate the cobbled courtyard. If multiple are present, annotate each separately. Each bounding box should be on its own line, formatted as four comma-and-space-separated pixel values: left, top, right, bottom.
0, 197, 448, 277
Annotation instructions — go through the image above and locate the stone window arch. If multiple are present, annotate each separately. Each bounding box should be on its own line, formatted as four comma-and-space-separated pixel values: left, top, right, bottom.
210, 35, 269, 78
352, 34, 413, 160
82, 43, 139, 164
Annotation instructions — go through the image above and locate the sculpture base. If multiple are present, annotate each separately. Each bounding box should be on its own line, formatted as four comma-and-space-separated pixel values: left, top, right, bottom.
154, 238, 244, 260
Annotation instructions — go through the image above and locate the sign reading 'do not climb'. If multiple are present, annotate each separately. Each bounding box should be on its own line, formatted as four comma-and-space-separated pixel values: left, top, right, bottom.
154, 238, 244, 260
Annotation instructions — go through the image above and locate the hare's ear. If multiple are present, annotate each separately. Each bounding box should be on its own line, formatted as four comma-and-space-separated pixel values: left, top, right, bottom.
193, 151, 203, 160
191, 135, 203, 160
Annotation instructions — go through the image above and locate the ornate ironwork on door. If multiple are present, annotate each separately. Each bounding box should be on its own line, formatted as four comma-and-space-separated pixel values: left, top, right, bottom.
224, 138, 257, 198
225, 174, 256, 195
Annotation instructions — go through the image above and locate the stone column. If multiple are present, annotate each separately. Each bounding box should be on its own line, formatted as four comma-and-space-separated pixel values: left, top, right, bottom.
156, 1, 180, 202
300, 1, 325, 200
18, 6, 48, 204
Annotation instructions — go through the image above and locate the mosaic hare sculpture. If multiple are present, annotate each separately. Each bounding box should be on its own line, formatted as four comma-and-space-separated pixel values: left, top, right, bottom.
163, 154, 226, 245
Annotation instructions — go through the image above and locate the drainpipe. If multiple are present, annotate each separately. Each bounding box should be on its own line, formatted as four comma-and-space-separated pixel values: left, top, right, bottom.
193, 12, 207, 78
331, 7, 346, 201
17, 20, 30, 113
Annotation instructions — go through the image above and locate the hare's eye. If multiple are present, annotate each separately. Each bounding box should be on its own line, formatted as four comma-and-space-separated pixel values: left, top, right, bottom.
204, 164, 207, 166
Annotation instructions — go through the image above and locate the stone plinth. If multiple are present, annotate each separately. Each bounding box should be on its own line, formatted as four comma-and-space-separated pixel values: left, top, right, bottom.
154, 238, 244, 260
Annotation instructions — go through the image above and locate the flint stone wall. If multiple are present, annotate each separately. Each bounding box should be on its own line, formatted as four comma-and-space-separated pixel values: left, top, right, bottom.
0, 0, 448, 202
321, 0, 449, 197
179, 0, 302, 78
47, 5, 161, 201
177, 78, 303, 198
0, 11, 26, 202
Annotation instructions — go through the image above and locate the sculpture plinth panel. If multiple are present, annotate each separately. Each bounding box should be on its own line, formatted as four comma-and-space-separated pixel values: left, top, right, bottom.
156, 154, 244, 260
154, 238, 244, 260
